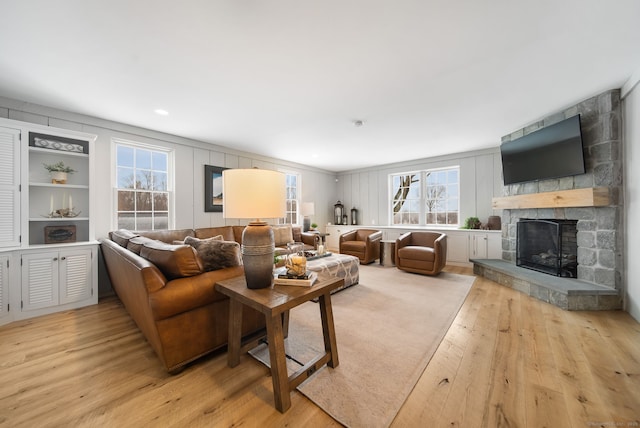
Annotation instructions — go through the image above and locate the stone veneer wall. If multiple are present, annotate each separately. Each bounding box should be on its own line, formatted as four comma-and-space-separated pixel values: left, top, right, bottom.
500, 89, 623, 291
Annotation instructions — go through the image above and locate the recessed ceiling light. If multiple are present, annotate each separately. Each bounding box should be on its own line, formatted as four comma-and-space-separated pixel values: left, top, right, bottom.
154, 109, 169, 116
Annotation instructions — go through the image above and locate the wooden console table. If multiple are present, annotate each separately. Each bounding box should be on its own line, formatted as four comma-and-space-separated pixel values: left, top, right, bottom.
215, 275, 344, 412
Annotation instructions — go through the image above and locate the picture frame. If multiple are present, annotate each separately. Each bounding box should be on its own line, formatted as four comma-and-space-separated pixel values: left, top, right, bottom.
204, 165, 227, 212
44, 225, 77, 244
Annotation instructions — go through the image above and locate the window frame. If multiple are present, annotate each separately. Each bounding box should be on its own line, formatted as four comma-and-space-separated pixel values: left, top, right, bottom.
281, 170, 301, 225
389, 165, 460, 227
112, 138, 174, 231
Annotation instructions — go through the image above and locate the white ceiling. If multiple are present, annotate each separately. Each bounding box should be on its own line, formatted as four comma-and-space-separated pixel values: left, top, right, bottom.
1, 1, 639, 172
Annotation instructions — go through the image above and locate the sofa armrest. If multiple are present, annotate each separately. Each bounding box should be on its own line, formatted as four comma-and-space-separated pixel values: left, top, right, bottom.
433, 233, 448, 270
149, 266, 244, 320
300, 232, 318, 247
366, 230, 383, 244
396, 231, 412, 248
339, 230, 358, 244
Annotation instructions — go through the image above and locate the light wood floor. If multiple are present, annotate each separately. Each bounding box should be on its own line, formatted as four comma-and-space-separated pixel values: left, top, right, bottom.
1, 266, 638, 427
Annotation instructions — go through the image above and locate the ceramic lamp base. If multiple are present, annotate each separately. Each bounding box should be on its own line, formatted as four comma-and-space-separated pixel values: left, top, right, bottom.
241, 221, 275, 289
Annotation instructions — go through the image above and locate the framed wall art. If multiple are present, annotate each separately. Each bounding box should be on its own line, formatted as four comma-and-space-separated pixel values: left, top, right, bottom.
204, 165, 227, 212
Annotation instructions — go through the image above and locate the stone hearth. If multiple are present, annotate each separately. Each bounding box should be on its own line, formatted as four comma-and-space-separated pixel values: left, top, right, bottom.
473, 259, 620, 310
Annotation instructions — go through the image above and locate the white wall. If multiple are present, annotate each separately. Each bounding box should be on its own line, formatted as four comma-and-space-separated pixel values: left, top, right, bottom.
0, 96, 338, 295
623, 76, 640, 321
0, 96, 337, 239
336, 148, 502, 227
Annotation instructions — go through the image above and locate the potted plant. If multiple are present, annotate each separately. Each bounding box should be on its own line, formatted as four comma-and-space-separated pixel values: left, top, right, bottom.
43, 161, 76, 184
310, 222, 318, 231
462, 216, 482, 229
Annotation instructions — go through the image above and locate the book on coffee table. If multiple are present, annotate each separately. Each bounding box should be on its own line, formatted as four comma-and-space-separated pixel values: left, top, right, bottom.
274, 271, 318, 287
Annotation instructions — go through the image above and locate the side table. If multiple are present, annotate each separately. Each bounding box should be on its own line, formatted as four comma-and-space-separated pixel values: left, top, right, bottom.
215, 275, 344, 412
380, 239, 396, 266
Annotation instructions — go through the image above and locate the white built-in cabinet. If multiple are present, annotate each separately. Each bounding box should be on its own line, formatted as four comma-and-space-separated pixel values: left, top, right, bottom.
468, 232, 502, 260
0, 255, 9, 325
0, 118, 97, 327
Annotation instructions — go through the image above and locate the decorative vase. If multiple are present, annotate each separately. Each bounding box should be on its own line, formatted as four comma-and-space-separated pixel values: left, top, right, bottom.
51, 171, 68, 184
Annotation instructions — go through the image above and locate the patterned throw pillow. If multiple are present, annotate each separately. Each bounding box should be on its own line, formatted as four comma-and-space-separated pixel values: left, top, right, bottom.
173, 235, 222, 245
184, 236, 242, 271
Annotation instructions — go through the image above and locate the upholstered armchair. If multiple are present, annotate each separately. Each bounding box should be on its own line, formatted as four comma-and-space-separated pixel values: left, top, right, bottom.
395, 231, 447, 275
339, 229, 382, 264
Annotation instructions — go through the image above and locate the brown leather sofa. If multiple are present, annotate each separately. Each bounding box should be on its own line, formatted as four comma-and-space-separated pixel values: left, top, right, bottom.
395, 231, 447, 275
339, 229, 382, 264
100, 224, 315, 373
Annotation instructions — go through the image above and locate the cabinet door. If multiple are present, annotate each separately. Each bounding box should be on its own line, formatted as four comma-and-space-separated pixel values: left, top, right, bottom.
0, 127, 21, 248
446, 232, 469, 263
59, 248, 92, 304
21, 252, 59, 311
487, 233, 502, 259
470, 233, 488, 259
0, 255, 10, 325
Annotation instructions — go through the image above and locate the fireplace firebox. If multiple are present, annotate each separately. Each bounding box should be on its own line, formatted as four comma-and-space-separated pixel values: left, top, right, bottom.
516, 219, 578, 277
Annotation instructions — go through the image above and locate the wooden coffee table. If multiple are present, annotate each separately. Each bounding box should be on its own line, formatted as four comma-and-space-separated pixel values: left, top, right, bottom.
215, 276, 344, 412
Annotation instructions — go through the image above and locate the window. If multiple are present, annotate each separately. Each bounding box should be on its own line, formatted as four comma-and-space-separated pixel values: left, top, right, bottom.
283, 172, 300, 225
390, 166, 459, 226
114, 140, 172, 230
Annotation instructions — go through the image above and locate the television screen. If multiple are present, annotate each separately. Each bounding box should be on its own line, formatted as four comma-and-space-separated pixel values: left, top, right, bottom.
500, 114, 585, 185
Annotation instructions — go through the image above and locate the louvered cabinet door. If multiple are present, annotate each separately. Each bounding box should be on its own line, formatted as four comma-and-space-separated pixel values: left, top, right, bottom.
59, 248, 92, 304
21, 252, 59, 311
0, 255, 10, 325
0, 126, 21, 248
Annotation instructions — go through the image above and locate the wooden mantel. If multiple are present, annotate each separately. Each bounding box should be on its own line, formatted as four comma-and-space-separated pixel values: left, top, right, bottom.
492, 187, 610, 209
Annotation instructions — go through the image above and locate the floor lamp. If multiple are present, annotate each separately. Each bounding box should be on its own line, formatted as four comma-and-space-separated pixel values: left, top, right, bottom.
223, 169, 286, 289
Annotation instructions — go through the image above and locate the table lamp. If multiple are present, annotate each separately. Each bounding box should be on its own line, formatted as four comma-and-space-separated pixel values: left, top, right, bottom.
301, 202, 315, 232
223, 169, 286, 289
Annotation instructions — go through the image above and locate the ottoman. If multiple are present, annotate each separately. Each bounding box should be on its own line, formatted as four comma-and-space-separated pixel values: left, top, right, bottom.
276, 253, 359, 295
306, 253, 360, 294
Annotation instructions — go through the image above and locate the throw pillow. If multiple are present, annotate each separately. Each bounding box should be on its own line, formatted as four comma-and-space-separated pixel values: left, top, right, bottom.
272, 225, 294, 247
174, 235, 223, 245
140, 240, 204, 279
184, 235, 242, 271
127, 236, 156, 254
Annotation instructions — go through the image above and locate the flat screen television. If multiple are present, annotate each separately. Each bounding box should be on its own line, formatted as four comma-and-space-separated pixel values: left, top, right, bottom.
500, 114, 585, 185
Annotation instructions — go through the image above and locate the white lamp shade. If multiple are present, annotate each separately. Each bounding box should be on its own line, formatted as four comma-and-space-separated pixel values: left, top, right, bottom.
301, 202, 315, 216
223, 169, 286, 219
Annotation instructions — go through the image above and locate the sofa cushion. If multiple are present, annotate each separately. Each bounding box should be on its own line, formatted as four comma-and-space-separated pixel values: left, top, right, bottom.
272, 225, 294, 247
184, 236, 242, 271
137, 229, 195, 244
110, 229, 138, 247
140, 240, 204, 279
127, 236, 157, 255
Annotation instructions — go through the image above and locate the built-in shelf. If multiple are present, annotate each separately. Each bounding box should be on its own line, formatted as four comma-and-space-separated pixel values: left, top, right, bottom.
492, 187, 610, 209
29, 182, 89, 189
29, 217, 89, 222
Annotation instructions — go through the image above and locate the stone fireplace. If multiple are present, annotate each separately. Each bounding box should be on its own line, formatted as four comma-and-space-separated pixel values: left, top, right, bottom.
473, 89, 623, 310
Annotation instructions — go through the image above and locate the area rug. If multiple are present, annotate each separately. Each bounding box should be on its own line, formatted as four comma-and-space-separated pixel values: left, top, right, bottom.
249, 264, 475, 428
